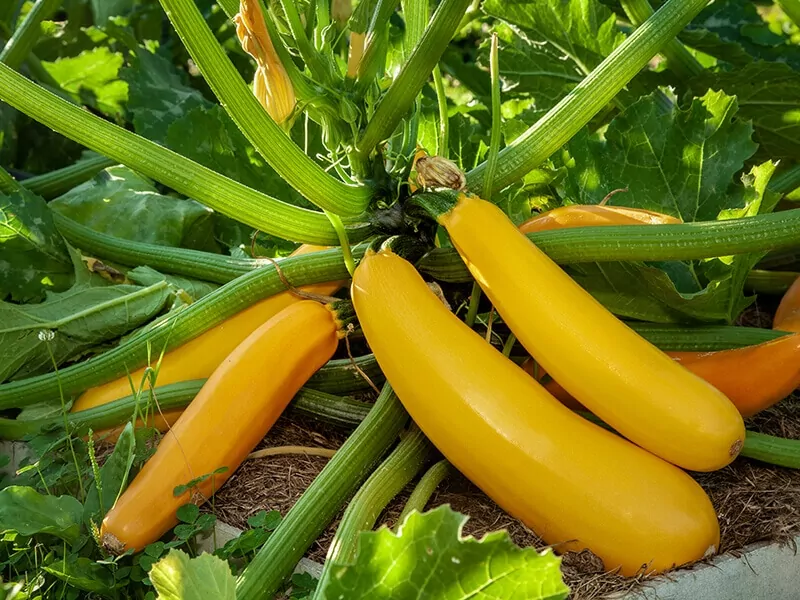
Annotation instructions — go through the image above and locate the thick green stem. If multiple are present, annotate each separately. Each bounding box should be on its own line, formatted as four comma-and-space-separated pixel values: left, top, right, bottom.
0, 63, 343, 244
0, 0, 60, 69
741, 431, 800, 469
236, 383, 409, 600
306, 354, 385, 394
0, 249, 360, 409
158, 0, 373, 216
277, 0, 330, 83
619, 0, 703, 80
432, 64, 449, 157
356, 0, 471, 158
418, 208, 800, 271
22, 155, 116, 199
745, 270, 798, 295
0, 381, 204, 441
313, 424, 433, 599
482, 32, 501, 202
291, 388, 373, 428
466, 0, 709, 195
402, 0, 428, 59
397, 459, 451, 526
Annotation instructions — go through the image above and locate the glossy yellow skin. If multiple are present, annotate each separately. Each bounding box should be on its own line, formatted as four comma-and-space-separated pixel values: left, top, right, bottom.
440, 194, 745, 472
352, 249, 719, 575
101, 301, 338, 552
72, 245, 342, 439
519, 204, 681, 234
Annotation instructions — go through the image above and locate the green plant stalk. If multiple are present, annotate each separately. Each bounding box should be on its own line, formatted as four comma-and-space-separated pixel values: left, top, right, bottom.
277, 0, 330, 83
770, 163, 800, 197
22, 155, 116, 199
0, 248, 360, 409
745, 270, 798, 295
741, 431, 800, 469
396, 459, 452, 526
432, 64, 449, 157
482, 32, 501, 202
0, 381, 204, 440
216, 0, 238, 17
312, 424, 433, 599
236, 383, 409, 600
323, 210, 357, 276
353, 0, 402, 87
776, 0, 800, 30
291, 388, 373, 428
158, 0, 371, 216
54, 213, 370, 282
417, 207, 800, 269
619, 0, 703, 80
464, 281, 482, 327
0, 63, 343, 244
306, 354, 386, 394
0, 381, 373, 440
0, 0, 60, 69
402, 0, 429, 59
630, 324, 786, 351
356, 0, 471, 158
466, 0, 709, 195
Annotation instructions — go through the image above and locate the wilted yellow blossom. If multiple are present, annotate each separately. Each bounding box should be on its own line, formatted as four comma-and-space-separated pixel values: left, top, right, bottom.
415, 154, 467, 191
235, 0, 296, 124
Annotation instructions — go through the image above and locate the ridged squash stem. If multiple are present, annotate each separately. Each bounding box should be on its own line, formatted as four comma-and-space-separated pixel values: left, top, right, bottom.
482, 32, 501, 202
0, 248, 360, 409
745, 270, 799, 296
0, 63, 342, 244
396, 459, 452, 526
21, 155, 116, 199
0, 0, 60, 69
236, 383, 409, 600
466, 0, 710, 195
356, 0, 471, 159
158, 0, 372, 216
276, 0, 331, 84
619, 0, 703, 80
312, 424, 433, 599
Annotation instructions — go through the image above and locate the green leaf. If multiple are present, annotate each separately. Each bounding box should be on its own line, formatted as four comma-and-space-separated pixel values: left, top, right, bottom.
120, 47, 209, 143
83, 422, 137, 523
0, 262, 171, 382
176, 504, 199, 524
0, 186, 73, 302
91, 0, 135, 24
50, 166, 215, 250
689, 62, 800, 161
552, 91, 776, 323
323, 506, 568, 600
556, 90, 757, 220
43, 557, 117, 596
0, 486, 83, 543
42, 47, 128, 118
150, 550, 236, 600
681, 0, 800, 70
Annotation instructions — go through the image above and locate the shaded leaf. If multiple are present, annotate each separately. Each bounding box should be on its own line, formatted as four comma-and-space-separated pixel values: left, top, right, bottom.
0, 187, 73, 302
43, 557, 116, 596
689, 62, 800, 161
50, 166, 215, 250
150, 550, 236, 600
0, 262, 171, 382
0, 486, 83, 543
91, 0, 135, 24
324, 505, 568, 600
127, 266, 219, 302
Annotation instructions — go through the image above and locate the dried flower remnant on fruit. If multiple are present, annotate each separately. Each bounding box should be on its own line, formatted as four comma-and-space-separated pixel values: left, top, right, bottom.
235, 0, 296, 124
416, 155, 467, 191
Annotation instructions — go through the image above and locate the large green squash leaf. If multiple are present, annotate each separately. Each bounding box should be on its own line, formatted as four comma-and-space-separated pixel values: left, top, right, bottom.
322, 506, 569, 600
151, 550, 236, 600
0, 486, 83, 543
0, 186, 73, 302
